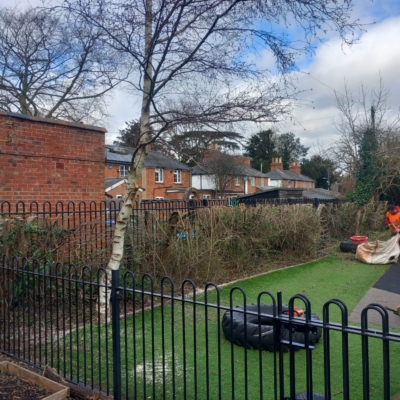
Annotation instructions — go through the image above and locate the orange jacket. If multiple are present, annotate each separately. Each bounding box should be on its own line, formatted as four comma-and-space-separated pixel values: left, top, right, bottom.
386, 206, 400, 225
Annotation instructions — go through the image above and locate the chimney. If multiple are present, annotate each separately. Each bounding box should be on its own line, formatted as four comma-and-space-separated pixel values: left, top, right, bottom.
236, 156, 251, 167
203, 143, 219, 161
270, 157, 283, 171
289, 161, 301, 174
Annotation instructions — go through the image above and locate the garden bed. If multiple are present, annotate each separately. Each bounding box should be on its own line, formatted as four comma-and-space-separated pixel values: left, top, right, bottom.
0, 362, 69, 400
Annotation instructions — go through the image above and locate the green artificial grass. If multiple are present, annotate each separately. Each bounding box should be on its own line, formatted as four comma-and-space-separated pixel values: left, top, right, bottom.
55, 256, 400, 399
210, 256, 391, 314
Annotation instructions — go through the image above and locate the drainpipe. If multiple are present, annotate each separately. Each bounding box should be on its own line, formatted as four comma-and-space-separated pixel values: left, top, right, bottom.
243, 176, 249, 194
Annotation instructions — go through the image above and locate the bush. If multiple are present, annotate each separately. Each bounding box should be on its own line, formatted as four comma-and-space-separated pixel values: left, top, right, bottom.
319, 202, 388, 239
124, 204, 321, 284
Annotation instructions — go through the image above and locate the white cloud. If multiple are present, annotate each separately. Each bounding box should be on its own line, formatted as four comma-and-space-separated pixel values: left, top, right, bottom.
276, 16, 400, 152
3, 0, 400, 153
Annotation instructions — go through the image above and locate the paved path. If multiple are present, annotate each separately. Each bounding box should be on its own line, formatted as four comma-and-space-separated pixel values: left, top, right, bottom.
349, 262, 400, 329
349, 287, 400, 329
340, 261, 400, 399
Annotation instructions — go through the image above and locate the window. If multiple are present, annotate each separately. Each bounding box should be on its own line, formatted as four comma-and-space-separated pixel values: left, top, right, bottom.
203, 194, 211, 199
235, 176, 240, 186
155, 168, 164, 182
119, 165, 129, 177
116, 194, 123, 199
155, 196, 164, 200
250, 177, 255, 186
174, 169, 182, 183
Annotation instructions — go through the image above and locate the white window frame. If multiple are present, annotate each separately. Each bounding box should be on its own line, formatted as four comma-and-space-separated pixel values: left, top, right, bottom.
174, 169, 182, 183
235, 176, 240, 186
203, 194, 211, 199
155, 196, 164, 200
250, 177, 255, 186
119, 165, 129, 177
155, 168, 164, 183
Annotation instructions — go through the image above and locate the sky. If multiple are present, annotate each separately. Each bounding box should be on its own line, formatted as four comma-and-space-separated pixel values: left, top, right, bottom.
4, 0, 400, 154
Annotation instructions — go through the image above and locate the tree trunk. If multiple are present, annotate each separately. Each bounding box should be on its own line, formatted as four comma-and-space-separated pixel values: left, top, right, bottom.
98, 0, 153, 321
354, 207, 363, 236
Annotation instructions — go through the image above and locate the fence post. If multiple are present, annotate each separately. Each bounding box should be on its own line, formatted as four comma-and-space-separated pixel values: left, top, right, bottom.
112, 269, 122, 400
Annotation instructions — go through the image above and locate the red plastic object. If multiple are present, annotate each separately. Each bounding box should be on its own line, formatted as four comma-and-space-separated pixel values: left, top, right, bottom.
350, 235, 368, 244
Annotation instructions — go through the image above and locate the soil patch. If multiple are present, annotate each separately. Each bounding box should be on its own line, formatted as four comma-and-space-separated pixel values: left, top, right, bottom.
0, 369, 51, 399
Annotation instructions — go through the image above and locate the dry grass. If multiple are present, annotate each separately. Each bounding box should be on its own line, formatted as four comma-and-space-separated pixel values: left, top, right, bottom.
1, 202, 390, 287
125, 204, 322, 284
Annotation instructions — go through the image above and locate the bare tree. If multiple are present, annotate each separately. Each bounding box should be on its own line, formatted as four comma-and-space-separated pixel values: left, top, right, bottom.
331, 77, 400, 197
0, 6, 127, 124
201, 151, 246, 195
63, 0, 363, 316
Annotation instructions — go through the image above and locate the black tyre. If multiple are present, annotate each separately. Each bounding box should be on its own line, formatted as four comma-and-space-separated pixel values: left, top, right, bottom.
222, 303, 322, 352
340, 240, 358, 253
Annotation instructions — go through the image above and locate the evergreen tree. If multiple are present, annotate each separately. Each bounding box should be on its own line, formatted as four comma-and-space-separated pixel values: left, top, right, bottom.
353, 128, 378, 207
243, 130, 276, 172
301, 156, 338, 189
168, 130, 244, 166
275, 132, 309, 170
352, 127, 378, 235
114, 120, 141, 147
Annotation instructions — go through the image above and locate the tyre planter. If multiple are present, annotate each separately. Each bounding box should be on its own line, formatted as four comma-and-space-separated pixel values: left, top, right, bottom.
222, 303, 322, 352
339, 240, 359, 254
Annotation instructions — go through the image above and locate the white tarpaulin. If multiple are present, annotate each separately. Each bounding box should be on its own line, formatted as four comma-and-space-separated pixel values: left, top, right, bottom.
356, 234, 400, 264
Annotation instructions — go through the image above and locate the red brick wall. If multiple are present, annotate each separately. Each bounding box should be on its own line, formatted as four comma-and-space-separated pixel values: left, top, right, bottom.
107, 182, 128, 199
105, 164, 120, 178
104, 164, 144, 186
0, 112, 106, 205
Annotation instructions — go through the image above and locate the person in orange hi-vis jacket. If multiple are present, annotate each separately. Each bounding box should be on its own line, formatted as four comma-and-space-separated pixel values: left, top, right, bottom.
385, 204, 400, 233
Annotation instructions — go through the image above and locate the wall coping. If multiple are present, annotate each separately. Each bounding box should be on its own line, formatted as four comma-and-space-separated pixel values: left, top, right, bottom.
0, 111, 107, 133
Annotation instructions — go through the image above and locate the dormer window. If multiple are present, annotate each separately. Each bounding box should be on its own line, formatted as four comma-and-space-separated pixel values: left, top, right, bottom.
155, 168, 164, 182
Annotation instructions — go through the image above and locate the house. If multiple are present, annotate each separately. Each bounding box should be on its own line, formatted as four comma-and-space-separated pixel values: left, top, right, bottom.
105, 145, 192, 200
191, 154, 269, 200
0, 111, 106, 205
264, 158, 315, 189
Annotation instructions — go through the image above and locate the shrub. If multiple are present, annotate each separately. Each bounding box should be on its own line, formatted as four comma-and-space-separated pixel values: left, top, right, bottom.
124, 204, 321, 284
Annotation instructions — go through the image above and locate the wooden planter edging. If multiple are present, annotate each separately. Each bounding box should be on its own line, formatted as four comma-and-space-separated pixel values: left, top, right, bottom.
0, 361, 69, 400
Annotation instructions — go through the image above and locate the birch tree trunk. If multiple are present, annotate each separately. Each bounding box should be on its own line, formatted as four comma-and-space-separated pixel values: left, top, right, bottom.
98, 0, 153, 321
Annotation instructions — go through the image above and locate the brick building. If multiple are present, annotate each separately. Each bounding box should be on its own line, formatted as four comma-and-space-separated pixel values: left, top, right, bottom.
105, 145, 192, 200
191, 153, 269, 200
0, 111, 106, 205
265, 158, 315, 189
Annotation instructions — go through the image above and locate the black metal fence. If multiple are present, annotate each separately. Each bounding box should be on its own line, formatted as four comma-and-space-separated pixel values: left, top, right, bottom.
0, 198, 341, 268
1, 256, 399, 399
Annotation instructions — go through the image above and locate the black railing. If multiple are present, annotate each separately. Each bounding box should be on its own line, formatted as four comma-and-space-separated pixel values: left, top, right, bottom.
0, 256, 399, 399
237, 197, 343, 207
0, 198, 340, 268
